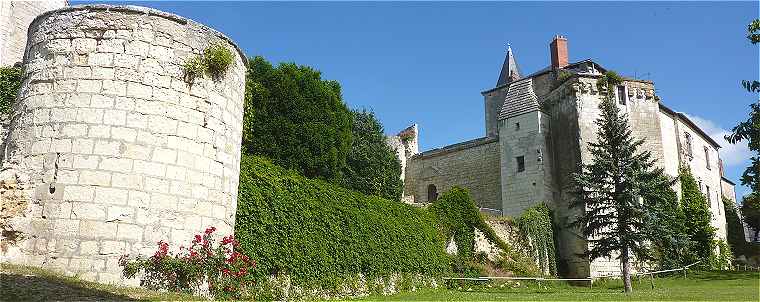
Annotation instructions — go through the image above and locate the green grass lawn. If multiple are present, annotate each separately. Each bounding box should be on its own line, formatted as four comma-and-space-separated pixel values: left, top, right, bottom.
0, 263, 201, 301
357, 271, 760, 301
2, 263, 757, 301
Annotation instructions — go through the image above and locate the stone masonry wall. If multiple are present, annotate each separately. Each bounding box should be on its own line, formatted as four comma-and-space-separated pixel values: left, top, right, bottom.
0, 1, 68, 66
0, 5, 246, 285
498, 111, 555, 217
404, 138, 502, 209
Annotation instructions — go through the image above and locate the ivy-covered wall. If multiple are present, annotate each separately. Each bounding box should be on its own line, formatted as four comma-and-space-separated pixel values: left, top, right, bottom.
235, 155, 450, 298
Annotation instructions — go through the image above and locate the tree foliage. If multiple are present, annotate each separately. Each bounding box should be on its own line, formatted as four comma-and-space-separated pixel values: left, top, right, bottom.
725, 19, 760, 193
242, 56, 352, 180
572, 71, 670, 292
0, 66, 22, 115
340, 109, 403, 200
741, 193, 760, 241
723, 197, 748, 255
679, 167, 717, 265
644, 178, 690, 269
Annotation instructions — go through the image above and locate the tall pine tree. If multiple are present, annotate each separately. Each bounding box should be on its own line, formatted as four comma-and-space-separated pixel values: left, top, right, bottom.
572, 71, 670, 293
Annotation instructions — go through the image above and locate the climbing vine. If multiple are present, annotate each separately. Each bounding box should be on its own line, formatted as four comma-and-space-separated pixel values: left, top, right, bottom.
0, 66, 22, 115
429, 187, 511, 260
515, 203, 557, 276
183, 42, 234, 83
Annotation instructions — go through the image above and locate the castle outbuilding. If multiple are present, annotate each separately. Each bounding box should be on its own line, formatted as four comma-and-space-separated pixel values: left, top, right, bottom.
392, 36, 737, 277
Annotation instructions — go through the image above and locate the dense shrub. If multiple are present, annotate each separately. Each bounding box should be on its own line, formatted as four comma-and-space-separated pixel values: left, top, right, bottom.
340, 109, 403, 200
643, 176, 691, 269
234, 155, 450, 294
724, 197, 748, 255
0, 66, 22, 114
679, 167, 717, 266
242, 57, 352, 180
183, 43, 234, 83
429, 187, 510, 260
120, 227, 257, 300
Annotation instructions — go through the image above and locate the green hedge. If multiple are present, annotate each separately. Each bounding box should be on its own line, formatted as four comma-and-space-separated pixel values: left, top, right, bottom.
234, 155, 450, 292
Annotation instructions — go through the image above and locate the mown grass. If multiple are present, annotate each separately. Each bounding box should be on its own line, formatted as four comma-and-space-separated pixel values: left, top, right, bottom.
357, 270, 760, 301
0, 263, 201, 301
2, 263, 757, 301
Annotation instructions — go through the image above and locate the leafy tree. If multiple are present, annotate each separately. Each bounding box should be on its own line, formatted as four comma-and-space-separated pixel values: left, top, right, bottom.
741, 193, 760, 242
572, 71, 670, 293
679, 167, 717, 265
340, 109, 403, 200
723, 197, 748, 255
0, 66, 22, 114
643, 178, 690, 269
725, 19, 760, 192
242, 56, 352, 180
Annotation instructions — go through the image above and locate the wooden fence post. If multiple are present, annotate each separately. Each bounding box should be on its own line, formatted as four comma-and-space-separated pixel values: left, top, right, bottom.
649, 273, 654, 290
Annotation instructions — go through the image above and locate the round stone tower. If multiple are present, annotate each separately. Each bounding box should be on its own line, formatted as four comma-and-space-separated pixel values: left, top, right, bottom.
0, 5, 246, 284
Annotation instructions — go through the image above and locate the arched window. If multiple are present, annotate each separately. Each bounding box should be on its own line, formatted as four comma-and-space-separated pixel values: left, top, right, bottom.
427, 184, 438, 202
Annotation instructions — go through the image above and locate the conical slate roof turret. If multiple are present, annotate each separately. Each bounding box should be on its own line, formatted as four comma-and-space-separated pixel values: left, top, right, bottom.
496, 44, 522, 86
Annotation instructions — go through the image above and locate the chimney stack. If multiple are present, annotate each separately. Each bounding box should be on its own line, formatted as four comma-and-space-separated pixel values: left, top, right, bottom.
550, 35, 568, 70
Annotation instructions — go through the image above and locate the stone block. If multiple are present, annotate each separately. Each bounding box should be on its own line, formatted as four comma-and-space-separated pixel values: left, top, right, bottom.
100, 240, 126, 255
106, 205, 134, 223
103, 110, 127, 126
63, 185, 95, 202
79, 170, 111, 186
95, 187, 128, 205
111, 173, 142, 190
80, 241, 99, 255
116, 224, 142, 242
99, 158, 133, 173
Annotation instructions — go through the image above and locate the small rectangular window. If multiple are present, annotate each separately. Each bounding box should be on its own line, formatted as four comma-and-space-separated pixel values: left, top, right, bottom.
706, 186, 711, 202
617, 85, 626, 105
704, 146, 711, 170
684, 132, 693, 158
515, 122, 520, 131
516, 156, 525, 172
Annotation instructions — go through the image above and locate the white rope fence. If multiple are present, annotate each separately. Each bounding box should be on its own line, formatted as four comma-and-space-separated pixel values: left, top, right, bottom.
443, 261, 710, 289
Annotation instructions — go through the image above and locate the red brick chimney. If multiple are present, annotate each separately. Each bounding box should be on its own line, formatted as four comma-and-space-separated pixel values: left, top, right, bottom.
550, 35, 568, 70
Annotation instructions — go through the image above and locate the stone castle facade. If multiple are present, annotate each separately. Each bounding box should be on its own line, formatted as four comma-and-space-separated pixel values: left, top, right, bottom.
392, 36, 738, 277
0, 4, 246, 285
0, 1, 68, 66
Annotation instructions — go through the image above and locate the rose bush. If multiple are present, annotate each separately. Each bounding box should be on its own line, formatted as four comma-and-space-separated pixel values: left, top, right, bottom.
120, 227, 256, 299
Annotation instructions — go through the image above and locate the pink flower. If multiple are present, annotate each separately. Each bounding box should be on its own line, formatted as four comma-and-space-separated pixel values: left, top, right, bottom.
204, 226, 216, 235
193, 234, 202, 243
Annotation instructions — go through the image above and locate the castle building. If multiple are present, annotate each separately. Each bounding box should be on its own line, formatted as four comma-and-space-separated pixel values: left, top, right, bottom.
392, 36, 736, 277
0, 1, 68, 67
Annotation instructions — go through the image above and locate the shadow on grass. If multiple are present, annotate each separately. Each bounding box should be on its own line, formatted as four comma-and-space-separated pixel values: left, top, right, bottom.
0, 273, 138, 302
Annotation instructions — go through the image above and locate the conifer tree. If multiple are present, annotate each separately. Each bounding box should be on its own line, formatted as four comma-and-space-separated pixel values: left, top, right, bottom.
572, 71, 670, 293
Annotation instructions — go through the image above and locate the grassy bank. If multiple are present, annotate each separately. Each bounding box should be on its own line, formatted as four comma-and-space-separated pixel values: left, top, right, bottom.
357, 271, 759, 301
0, 263, 200, 301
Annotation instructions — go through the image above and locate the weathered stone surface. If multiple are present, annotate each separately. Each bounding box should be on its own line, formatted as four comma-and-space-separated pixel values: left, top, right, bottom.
1, 4, 246, 286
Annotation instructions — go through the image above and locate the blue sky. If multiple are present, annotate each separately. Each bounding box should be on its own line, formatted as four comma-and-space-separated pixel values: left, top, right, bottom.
78, 1, 757, 197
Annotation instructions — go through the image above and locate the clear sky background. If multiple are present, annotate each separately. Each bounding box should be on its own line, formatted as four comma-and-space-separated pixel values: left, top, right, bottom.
76, 1, 758, 197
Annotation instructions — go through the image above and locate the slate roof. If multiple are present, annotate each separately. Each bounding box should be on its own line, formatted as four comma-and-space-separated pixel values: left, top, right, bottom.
498, 78, 539, 120
496, 46, 522, 86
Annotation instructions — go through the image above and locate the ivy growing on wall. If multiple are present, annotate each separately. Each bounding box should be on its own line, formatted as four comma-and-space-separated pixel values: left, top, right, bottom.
515, 203, 557, 276
0, 66, 22, 115
234, 155, 450, 297
429, 187, 511, 260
